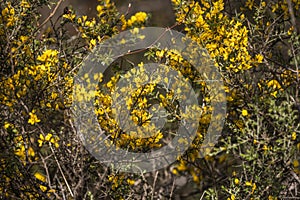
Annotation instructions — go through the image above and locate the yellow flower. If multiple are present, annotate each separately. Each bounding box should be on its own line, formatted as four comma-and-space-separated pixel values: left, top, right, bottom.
126, 12, 147, 27
4, 121, 10, 129
50, 136, 60, 148
228, 194, 235, 200
97, 5, 104, 15
1, 3, 16, 27
89, 39, 96, 48
28, 110, 40, 125
267, 80, 281, 90
38, 134, 44, 147
245, 0, 254, 10
253, 139, 258, 145
270, 91, 278, 98
171, 168, 178, 175
15, 145, 25, 159
245, 180, 256, 193
34, 172, 46, 182
293, 160, 299, 168
20, 0, 30, 8
28, 147, 35, 157
245, 181, 252, 186
255, 54, 264, 63
192, 172, 199, 183
291, 132, 297, 141
177, 161, 187, 171
38, 133, 59, 148
234, 178, 239, 185
262, 144, 269, 151
63, 13, 75, 21
37, 49, 59, 65
135, 12, 147, 22
156, 50, 165, 58
241, 109, 248, 117
20, 35, 29, 42
127, 178, 135, 185
45, 133, 52, 141
40, 185, 47, 192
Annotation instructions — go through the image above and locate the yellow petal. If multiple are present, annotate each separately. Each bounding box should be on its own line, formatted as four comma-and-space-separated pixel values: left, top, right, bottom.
45, 133, 52, 141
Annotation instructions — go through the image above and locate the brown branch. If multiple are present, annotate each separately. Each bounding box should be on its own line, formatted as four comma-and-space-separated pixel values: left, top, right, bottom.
286, 0, 298, 34
37, 0, 64, 31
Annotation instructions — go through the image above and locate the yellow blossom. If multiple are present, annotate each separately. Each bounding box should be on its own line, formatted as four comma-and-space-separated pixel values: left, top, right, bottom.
89, 39, 96, 48
245, 180, 256, 193
291, 132, 297, 140
241, 109, 248, 116
255, 54, 264, 63
234, 178, 239, 185
38, 133, 60, 148
127, 179, 135, 185
4, 121, 10, 129
228, 194, 235, 200
28, 147, 35, 157
2, 2, 16, 27
63, 13, 75, 21
34, 172, 46, 182
38, 134, 44, 147
127, 12, 147, 27
15, 145, 25, 159
40, 185, 47, 192
28, 110, 40, 125
171, 168, 178, 175
37, 49, 59, 63
45, 133, 52, 141
245, 0, 254, 10
293, 160, 299, 168
20, 0, 30, 8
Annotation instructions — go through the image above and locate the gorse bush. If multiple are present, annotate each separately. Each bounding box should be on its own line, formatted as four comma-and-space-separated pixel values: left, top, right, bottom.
0, 0, 299, 199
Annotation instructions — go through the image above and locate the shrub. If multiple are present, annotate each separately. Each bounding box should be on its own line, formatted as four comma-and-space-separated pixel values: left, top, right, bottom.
0, 0, 299, 199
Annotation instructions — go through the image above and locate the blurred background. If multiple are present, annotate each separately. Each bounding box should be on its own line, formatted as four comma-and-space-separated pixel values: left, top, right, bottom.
39, 0, 176, 27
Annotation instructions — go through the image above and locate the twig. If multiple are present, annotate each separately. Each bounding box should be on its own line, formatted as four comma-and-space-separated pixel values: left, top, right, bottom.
169, 178, 175, 200
200, 191, 208, 200
151, 171, 159, 200
291, 170, 300, 184
115, 23, 180, 58
10, 0, 65, 55
37, 0, 64, 31
286, 0, 297, 34
124, 3, 132, 16
49, 143, 74, 197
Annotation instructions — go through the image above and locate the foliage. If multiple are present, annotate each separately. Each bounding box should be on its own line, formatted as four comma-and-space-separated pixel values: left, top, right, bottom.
0, 0, 299, 199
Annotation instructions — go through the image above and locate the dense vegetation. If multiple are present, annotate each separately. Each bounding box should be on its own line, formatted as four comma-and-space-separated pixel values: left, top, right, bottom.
0, 0, 299, 199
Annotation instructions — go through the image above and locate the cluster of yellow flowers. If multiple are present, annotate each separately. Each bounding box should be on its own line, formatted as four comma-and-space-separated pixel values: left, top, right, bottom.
76, 15, 99, 48
14, 135, 35, 162
172, 0, 263, 73
1, 0, 31, 28
1, 2, 16, 27
34, 171, 56, 194
28, 109, 41, 125
93, 65, 166, 151
0, 48, 62, 110
0, 0, 152, 198
38, 133, 60, 148
126, 12, 148, 28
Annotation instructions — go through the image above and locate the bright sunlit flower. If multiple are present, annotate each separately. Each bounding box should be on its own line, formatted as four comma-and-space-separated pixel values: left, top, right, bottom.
291, 132, 297, 141
38, 133, 60, 148
34, 172, 46, 182
241, 109, 248, 117
28, 110, 40, 125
